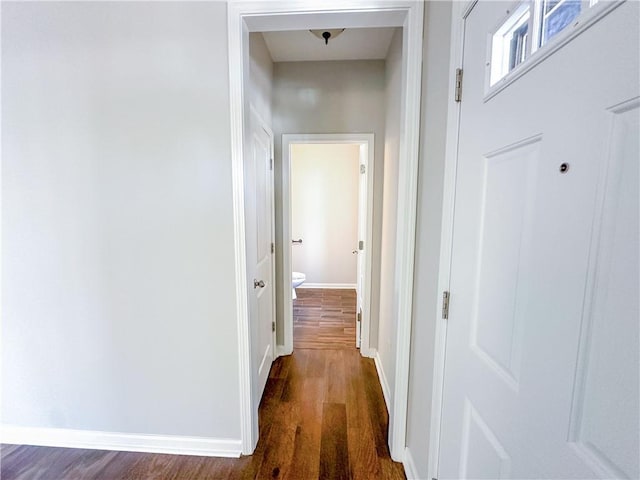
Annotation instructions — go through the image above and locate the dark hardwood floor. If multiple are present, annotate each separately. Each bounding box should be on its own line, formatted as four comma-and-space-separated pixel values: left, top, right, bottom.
1, 289, 405, 479
293, 288, 357, 349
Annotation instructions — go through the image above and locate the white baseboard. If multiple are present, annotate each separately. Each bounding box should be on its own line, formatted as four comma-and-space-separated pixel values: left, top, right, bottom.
0, 425, 242, 458
373, 350, 391, 414
403, 446, 421, 479
275, 344, 292, 358
297, 283, 356, 289
360, 346, 375, 358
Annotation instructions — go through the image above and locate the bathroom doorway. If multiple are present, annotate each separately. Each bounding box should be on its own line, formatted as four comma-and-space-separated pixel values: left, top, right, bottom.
280, 134, 374, 356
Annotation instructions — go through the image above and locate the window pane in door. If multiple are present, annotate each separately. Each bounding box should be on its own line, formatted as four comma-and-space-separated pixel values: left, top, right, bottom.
509, 22, 529, 71
541, 0, 582, 45
490, 3, 531, 86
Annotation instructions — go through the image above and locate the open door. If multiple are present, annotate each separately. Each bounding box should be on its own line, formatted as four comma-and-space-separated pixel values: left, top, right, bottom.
250, 111, 275, 400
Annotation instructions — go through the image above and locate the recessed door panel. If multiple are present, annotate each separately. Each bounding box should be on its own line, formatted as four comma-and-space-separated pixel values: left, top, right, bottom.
569, 100, 640, 479
461, 401, 511, 480
472, 138, 539, 387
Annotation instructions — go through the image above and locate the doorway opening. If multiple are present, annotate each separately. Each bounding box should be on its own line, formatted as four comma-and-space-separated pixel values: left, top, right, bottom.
281, 135, 375, 355
229, 1, 424, 459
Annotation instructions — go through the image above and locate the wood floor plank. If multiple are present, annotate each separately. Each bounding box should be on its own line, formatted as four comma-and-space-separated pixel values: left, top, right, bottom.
280, 351, 308, 403
0, 446, 67, 479
305, 349, 327, 379
90, 451, 165, 480
346, 351, 368, 430
363, 359, 391, 459
57, 449, 119, 479
254, 401, 298, 480
325, 350, 347, 404
268, 354, 290, 380
347, 426, 382, 480
287, 397, 322, 479
319, 403, 350, 480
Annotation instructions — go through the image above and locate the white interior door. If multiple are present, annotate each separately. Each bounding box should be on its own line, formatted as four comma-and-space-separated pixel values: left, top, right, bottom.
439, 2, 639, 478
355, 146, 367, 348
251, 115, 275, 399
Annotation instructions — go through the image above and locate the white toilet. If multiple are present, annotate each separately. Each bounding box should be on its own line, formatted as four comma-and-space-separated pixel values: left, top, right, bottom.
292, 271, 306, 300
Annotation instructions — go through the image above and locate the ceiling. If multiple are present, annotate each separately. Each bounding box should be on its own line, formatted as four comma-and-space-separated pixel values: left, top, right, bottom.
262, 27, 397, 62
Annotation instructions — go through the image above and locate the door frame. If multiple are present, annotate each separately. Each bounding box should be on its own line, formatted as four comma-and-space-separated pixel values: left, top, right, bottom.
228, 0, 424, 459
280, 134, 375, 358
425, 3, 470, 478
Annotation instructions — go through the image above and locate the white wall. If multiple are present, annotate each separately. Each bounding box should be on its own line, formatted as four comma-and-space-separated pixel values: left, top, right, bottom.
377, 27, 403, 411
291, 143, 359, 286
249, 33, 273, 125
405, 2, 453, 477
1, 2, 241, 441
272, 60, 386, 344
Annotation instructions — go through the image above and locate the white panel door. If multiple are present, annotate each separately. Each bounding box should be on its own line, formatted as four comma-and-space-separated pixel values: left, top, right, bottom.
439, 2, 639, 479
251, 116, 275, 399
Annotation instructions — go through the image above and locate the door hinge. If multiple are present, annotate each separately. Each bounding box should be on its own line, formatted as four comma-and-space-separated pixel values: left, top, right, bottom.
455, 68, 463, 103
358, 240, 364, 250
357, 311, 362, 323
442, 291, 450, 319
360, 164, 366, 174
270, 158, 273, 170
271, 242, 275, 254
272, 321, 275, 332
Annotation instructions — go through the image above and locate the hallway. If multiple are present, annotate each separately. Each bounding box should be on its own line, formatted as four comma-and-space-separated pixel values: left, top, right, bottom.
1, 290, 405, 479
248, 348, 405, 479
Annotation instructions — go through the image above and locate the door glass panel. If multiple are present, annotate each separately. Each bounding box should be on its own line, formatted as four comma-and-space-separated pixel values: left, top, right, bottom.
490, 3, 531, 86
541, 0, 582, 45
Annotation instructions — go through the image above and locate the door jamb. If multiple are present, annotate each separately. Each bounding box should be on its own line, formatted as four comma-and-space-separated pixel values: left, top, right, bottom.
425, 2, 477, 478
280, 134, 375, 358
228, 0, 424, 459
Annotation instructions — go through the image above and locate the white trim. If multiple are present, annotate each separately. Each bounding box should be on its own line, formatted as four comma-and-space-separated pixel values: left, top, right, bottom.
403, 446, 420, 480
389, 0, 424, 462
1, 425, 242, 458
229, 0, 423, 459
282, 133, 375, 359
373, 350, 391, 415
275, 345, 291, 357
297, 283, 357, 289
463, 0, 479, 20
427, 2, 468, 479
228, 1, 254, 456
